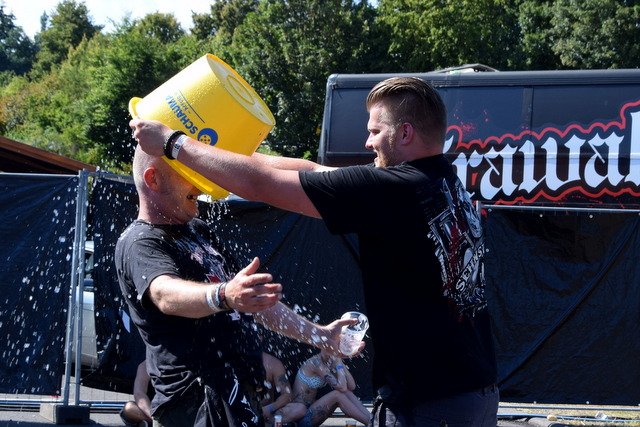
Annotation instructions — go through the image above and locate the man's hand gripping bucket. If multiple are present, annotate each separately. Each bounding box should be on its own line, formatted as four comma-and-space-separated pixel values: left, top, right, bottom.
129, 54, 276, 199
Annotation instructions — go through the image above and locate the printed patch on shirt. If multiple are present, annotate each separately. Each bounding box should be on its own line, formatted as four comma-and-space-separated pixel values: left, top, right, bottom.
179, 230, 230, 283
428, 179, 487, 318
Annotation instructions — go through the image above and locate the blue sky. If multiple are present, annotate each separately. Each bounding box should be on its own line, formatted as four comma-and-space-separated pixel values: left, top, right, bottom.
4, 0, 213, 39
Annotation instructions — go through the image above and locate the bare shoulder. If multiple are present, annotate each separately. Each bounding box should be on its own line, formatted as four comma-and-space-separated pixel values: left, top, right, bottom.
308, 354, 328, 374
263, 352, 286, 374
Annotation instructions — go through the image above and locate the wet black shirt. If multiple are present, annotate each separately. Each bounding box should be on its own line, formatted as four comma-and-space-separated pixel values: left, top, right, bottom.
114, 218, 264, 414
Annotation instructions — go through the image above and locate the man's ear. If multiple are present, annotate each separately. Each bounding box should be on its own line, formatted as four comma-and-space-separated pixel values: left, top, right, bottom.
399, 122, 414, 144
143, 167, 160, 190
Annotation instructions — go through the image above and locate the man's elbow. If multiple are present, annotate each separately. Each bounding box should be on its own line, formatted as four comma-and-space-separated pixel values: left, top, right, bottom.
154, 299, 180, 316
152, 295, 199, 318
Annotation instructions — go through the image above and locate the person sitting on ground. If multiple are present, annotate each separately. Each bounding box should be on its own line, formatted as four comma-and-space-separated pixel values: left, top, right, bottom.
283, 349, 371, 426
260, 351, 293, 425
120, 361, 153, 427
131, 76, 499, 426
121, 353, 295, 427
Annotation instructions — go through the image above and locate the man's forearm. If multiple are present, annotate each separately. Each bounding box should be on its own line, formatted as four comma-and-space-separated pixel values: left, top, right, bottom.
130, 119, 322, 217
179, 139, 273, 202
252, 152, 335, 172
177, 138, 322, 217
256, 303, 330, 349
270, 391, 293, 411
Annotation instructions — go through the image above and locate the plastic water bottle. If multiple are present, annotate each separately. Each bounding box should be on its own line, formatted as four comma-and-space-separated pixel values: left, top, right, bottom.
339, 311, 369, 356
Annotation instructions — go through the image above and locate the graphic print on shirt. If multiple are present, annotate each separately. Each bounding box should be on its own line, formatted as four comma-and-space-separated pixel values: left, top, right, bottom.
427, 179, 486, 318
170, 226, 229, 282
174, 227, 242, 320
228, 375, 260, 425
191, 241, 228, 284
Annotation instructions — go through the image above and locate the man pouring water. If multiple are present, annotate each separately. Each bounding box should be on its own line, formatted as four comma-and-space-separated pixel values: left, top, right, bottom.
131, 76, 499, 426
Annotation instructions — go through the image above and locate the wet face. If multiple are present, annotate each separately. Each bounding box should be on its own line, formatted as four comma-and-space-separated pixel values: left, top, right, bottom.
365, 103, 402, 167
156, 165, 202, 224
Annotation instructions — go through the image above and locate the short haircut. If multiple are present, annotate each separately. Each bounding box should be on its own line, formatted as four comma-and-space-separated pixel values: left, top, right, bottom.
366, 77, 447, 146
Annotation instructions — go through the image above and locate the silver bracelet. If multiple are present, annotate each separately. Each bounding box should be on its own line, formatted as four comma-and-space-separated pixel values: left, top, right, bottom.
206, 284, 224, 313
171, 134, 188, 159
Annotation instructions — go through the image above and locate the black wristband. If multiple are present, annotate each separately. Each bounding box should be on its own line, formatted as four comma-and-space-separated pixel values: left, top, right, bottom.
164, 130, 186, 159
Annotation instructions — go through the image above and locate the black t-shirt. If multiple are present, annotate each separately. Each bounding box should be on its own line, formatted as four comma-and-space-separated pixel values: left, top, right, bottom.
114, 218, 264, 413
300, 155, 497, 403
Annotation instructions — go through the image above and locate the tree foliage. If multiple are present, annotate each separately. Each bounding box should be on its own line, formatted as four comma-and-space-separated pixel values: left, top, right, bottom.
0, 4, 37, 75
516, 0, 558, 69
32, 0, 102, 75
1, 41, 95, 159
377, 0, 521, 71
516, 0, 640, 70
1, 12, 193, 169
192, 0, 259, 41
228, 0, 384, 158
548, 0, 640, 69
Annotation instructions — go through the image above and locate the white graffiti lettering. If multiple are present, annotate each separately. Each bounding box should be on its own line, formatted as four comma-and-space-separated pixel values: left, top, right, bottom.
446, 101, 640, 206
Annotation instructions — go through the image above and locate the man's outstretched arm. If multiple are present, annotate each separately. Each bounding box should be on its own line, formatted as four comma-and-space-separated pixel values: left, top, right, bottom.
130, 119, 323, 218
251, 152, 336, 173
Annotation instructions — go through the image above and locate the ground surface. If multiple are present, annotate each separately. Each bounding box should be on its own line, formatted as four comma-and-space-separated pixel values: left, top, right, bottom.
1, 382, 638, 426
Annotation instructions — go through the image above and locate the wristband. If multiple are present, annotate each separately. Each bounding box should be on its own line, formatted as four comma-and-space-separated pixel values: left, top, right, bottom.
171, 134, 188, 159
164, 130, 185, 159
335, 365, 343, 370
268, 404, 275, 414
206, 284, 224, 313
217, 282, 230, 310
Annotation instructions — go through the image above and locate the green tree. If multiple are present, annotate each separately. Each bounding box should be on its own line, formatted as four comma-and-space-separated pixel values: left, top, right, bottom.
548, 0, 640, 69
0, 4, 37, 75
517, 0, 640, 70
192, 0, 259, 40
376, 0, 521, 72
134, 12, 184, 44
516, 0, 559, 70
229, 0, 384, 158
1, 12, 195, 169
33, 0, 102, 74
81, 14, 189, 168
0, 41, 96, 161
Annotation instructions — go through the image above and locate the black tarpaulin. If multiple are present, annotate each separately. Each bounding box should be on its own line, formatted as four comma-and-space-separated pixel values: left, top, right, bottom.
0, 174, 77, 395
80, 175, 144, 392
2, 172, 639, 405
485, 209, 640, 405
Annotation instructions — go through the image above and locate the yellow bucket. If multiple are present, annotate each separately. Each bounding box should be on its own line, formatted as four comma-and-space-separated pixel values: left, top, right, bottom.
129, 54, 275, 199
